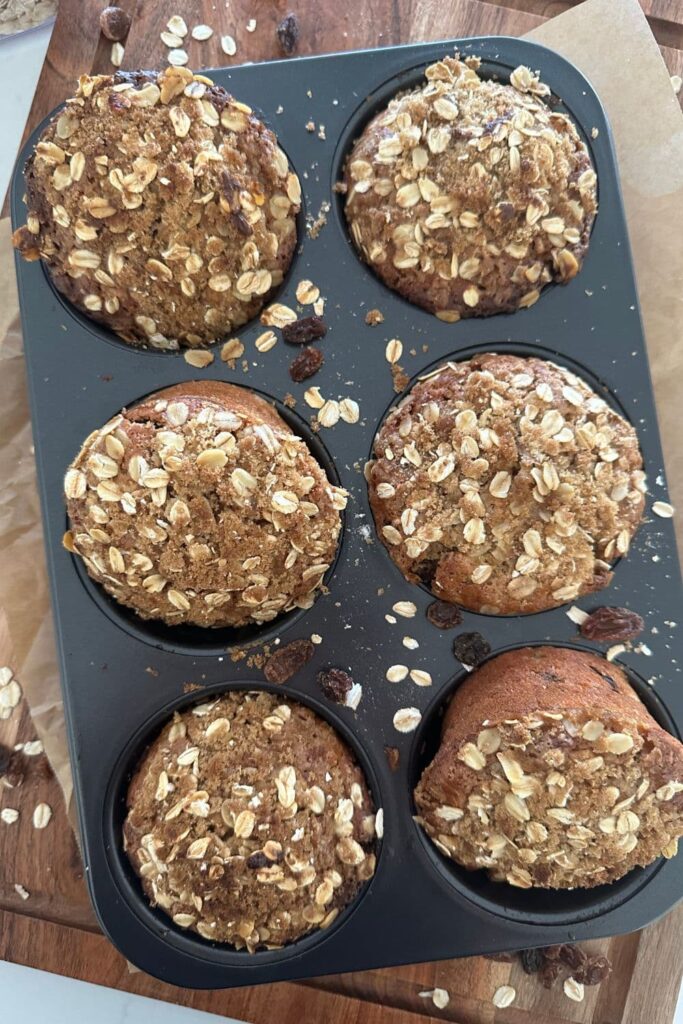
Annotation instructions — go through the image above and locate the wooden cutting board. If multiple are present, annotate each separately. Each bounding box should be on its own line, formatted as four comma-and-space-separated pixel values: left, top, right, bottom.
1, 1, 682, 1022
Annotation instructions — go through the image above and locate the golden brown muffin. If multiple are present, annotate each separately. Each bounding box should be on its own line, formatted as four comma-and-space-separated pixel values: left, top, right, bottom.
64, 382, 345, 628
344, 57, 596, 319
367, 353, 645, 614
124, 691, 377, 950
13, 67, 300, 349
415, 647, 683, 889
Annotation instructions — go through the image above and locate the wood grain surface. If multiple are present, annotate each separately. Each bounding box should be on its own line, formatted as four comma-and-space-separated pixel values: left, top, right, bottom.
1, 1, 682, 1022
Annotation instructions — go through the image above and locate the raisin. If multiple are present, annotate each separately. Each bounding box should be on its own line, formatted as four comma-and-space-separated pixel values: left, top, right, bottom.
263, 639, 314, 684
580, 607, 644, 643
558, 944, 588, 972
276, 12, 299, 56
246, 851, 270, 869
290, 346, 323, 382
99, 5, 131, 41
282, 316, 327, 345
575, 954, 612, 986
318, 667, 353, 703
414, 558, 439, 587
539, 959, 561, 988
452, 632, 491, 668
384, 745, 400, 771
521, 948, 544, 973
426, 600, 463, 629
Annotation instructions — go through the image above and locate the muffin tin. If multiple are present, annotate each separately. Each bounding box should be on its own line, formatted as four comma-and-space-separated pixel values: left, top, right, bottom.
10, 36, 683, 988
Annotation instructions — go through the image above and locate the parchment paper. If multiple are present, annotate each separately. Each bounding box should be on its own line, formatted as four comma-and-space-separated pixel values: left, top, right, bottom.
0, 0, 681, 825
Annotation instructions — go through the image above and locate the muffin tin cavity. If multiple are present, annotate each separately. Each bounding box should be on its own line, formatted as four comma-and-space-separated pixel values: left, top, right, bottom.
68, 387, 344, 656
104, 681, 383, 964
11, 37, 683, 989
409, 644, 678, 925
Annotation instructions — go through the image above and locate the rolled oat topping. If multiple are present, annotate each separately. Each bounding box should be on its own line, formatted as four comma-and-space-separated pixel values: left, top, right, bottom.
368, 353, 645, 614
415, 648, 683, 889
13, 67, 300, 349
344, 56, 597, 319
124, 691, 376, 950
63, 382, 345, 628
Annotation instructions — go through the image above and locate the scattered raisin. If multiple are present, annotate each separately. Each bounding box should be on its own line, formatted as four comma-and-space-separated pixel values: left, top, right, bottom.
575, 954, 612, 986
558, 944, 587, 972
539, 959, 561, 988
276, 12, 299, 56
318, 667, 353, 703
246, 851, 270, 869
521, 948, 544, 974
384, 745, 400, 771
282, 316, 327, 345
426, 600, 463, 629
541, 945, 564, 961
289, 346, 323, 382
263, 639, 315, 684
580, 607, 644, 643
99, 5, 131, 41
452, 632, 491, 668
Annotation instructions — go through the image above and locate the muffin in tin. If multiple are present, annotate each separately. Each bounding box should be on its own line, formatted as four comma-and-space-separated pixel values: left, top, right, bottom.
415, 647, 683, 889
344, 56, 597, 319
124, 690, 377, 950
63, 381, 346, 629
367, 353, 645, 614
13, 67, 300, 349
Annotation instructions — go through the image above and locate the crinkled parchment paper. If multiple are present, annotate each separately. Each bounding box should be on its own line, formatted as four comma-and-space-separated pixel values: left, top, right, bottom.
0, 0, 681, 824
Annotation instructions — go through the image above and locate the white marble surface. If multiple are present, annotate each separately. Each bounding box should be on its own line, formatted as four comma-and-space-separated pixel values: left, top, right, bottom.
0, 18, 681, 1024
0, 961, 244, 1023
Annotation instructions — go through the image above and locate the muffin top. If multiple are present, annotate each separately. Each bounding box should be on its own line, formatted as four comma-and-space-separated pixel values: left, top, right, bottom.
64, 382, 345, 628
124, 691, 377, 950
368, 354, 645, 614
415, 648, 683, 888
344, 56, 597, 319
13, 67, 300, 349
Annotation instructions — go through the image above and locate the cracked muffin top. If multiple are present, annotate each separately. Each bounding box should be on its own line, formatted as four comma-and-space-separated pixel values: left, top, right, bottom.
344, 56, 597, 320
13, 66, 300, 349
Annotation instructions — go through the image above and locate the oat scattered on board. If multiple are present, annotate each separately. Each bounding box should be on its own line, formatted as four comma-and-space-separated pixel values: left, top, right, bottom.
23, 740, 44, 756
184, 349, 214, 368
14, 884, 29, 900
246, 18, 256, 32
221, 34, 237, 56
393, 707, 421, 732
161, 30, 183, 47
255, 330, 277, 353
564, 977, 585, 1002
191, 24, 213, 41
419, 988, 450, 1009
168, 48, 189, 67
110, 42, 124, 67
32, 803, 52, 829
1, 808, 19, 824
167, 14, 188, 37
492, 985, 516, 1008
652, 500, 674, 518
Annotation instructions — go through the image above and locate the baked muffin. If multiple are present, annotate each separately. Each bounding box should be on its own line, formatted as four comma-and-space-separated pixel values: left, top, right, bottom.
344, 56, 597, 319
64, 382, 345, 628
12, 67, 300, 349
124, 691, 377, 950
415, 647, 683, 889
367, 354, 645, 614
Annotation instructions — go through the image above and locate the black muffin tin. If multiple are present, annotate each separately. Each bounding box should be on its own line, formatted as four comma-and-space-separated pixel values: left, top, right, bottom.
10, 37, 683, 989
